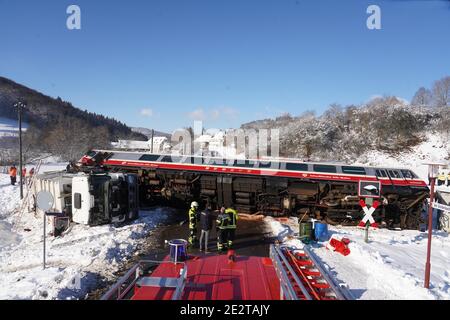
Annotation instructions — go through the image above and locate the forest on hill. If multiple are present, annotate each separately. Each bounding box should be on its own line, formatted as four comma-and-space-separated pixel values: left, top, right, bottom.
240, 76, 450, 162
0, 77, 146, 163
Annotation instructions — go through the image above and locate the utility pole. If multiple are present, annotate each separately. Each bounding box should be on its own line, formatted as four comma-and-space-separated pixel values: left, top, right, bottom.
424, 163, 442, 289
14, 100, 25, 200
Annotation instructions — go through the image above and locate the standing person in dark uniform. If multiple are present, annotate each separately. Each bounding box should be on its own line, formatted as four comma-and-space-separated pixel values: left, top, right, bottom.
216, 207, 230, 252
199, 204, 213, 253
188, 201, 199, 246
225, 206, 239, 249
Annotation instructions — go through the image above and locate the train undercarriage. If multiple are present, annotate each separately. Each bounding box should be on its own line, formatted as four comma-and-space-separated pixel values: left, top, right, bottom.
107, 167, 428, 230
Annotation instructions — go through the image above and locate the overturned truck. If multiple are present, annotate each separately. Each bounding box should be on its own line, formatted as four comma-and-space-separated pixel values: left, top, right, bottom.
33, 171, 139, 226
78, 150, 429, 230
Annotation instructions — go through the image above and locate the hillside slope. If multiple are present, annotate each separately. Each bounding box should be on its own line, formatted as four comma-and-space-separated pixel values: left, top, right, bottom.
0, 77, 147, 161
0, 77, 146, 141
240, 98, 450, 163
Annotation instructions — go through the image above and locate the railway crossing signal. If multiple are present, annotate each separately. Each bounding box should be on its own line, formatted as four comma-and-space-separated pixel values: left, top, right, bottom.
358, 199, 380, 228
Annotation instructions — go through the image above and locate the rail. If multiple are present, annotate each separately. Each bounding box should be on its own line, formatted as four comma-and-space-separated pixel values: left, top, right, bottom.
101, 260, 187, 300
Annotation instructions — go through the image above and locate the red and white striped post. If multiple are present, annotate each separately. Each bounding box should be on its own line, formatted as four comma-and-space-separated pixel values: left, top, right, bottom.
423, 163, 442, 289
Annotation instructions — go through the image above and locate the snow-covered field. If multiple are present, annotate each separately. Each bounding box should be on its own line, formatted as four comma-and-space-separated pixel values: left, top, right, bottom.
0, 117, 28, 137
0, 164, 173, 300
266, 217, 450, 300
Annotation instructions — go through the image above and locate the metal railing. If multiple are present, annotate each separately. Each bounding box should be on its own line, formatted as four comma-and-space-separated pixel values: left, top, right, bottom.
303, 246, 354, 300
269, 244, 312, 300
101, 260, 187, 300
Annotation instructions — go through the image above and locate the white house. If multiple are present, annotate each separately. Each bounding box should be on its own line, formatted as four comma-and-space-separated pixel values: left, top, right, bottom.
112, 136, 170, 153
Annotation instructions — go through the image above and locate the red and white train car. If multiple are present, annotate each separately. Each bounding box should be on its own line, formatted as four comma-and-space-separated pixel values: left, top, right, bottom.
79, 150, 429, 229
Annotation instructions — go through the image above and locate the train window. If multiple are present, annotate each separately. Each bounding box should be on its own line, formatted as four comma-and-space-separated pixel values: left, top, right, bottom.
232, 160, 256, 168
342, 166, 366, 175
388, 170, 401, 179
401, 170, 417, 179
86, 150, 97, 157
181, 156, 193, 164
375, 169, 387, 177
313, 164, 336, 173
259, 161, 279, 169
161, 156, 172, 162
138, 154, 160, 162
205, 158, 228, 166
190, 157, 204, 164
286, 162, 308, 171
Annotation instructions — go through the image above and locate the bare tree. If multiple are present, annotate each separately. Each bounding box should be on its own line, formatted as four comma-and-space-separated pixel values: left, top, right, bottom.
411, 87, 432, 106
44, 117, 111, 161
432, 76, 450, 107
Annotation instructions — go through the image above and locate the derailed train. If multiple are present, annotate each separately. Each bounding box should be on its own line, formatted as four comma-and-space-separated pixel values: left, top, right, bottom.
78, 150, 429, 230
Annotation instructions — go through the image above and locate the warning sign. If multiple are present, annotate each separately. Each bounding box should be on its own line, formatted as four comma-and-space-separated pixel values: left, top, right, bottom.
358, 180, 381, 198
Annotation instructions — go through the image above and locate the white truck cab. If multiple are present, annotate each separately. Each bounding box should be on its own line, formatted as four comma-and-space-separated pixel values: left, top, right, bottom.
72, 175, 96, 224
71, 173, 139, 225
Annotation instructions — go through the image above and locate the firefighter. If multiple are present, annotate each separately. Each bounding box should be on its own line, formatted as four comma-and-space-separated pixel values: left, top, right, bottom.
216, 207, 230, 252
9, 165, 17, 186
188, 201, 199, 246
225, 206, 239, 249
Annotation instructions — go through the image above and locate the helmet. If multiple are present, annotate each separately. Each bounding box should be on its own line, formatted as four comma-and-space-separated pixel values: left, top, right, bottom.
191, 201, 199, 208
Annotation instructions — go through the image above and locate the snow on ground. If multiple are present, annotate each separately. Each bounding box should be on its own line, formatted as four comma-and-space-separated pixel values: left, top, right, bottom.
0, 164, 173, 300
266, 217, 450, 300
263, 133, 450, 300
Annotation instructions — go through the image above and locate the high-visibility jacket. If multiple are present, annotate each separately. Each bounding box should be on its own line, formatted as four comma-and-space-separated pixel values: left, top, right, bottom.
225, 208, 238, 229
188, 207, 198, 229
216, 213, 230, 230
9, 167, 17, 177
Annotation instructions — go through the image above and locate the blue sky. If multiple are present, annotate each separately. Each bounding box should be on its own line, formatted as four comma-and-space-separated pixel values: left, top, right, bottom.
0, 0, 449, 132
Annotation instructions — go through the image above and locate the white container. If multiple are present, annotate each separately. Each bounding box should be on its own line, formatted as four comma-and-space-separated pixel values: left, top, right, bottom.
33, 171, 73, 213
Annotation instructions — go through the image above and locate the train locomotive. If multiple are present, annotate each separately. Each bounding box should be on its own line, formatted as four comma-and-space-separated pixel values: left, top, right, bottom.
78, 150, 429, 230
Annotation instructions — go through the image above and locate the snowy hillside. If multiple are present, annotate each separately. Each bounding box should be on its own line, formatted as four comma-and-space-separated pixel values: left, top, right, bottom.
0, 116, 27, 137
240, 99, 450, 165
354, 132, 450, 182
267, 217, 450, 300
